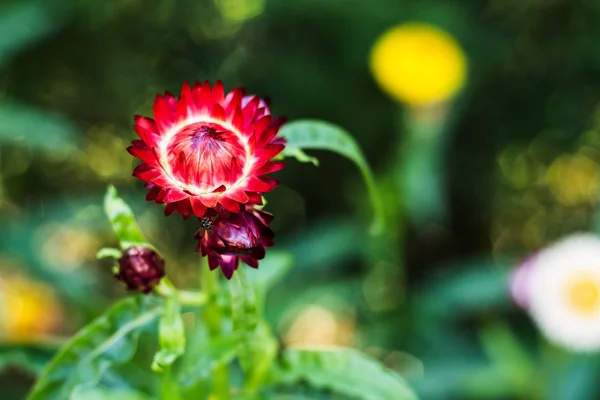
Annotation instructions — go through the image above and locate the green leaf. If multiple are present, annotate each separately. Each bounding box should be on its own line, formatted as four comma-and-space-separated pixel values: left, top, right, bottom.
27, 296, 163, 400
0, 101, 77, 152
271, 347, 418, 400
279, 120, 384, 235
230, 269, 258, 372
417, 260, 510, 317
549, 355, 600, 400
75, 387, 154, 400
280, 146, 319, 166
478, 322, 536, 397
152, 296, 186, 372
103, 185, 150, 249
0, 343, 59, 376
229, 269, 279, 391
247, 251, 294, 292
244, 322, 279, 392
0, 1, 68, 68
178, 335, 238, 395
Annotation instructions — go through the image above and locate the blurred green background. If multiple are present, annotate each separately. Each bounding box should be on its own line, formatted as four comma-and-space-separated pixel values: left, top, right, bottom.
2, 0, 600, 398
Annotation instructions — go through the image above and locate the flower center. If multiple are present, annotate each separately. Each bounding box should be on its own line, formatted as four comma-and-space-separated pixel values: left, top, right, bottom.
166, 122, 246, 193
565, 277, 600, 316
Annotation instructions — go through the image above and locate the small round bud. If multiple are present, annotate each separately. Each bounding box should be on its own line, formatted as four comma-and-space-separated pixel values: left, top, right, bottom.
115, 246, 165, 294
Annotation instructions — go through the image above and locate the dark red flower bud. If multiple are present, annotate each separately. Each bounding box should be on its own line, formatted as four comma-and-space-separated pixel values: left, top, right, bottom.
195, 207, 274, 279
115, 246, 165, 294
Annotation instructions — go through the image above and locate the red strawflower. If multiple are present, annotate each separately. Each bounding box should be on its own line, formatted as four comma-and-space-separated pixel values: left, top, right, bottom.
195, 207, 274, 279
116, 246, 165, 294
128, 81, 286, 218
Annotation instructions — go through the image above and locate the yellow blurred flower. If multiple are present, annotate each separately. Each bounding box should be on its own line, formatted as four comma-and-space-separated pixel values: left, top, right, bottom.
0, 274, 62, 342
38, 224, 100, 271
281, 304, 355, 347
370, 22, 467, 106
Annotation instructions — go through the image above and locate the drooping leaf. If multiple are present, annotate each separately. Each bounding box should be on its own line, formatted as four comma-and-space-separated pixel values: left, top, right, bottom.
151, 296, 185, 372
27, 296, 163, 400
103, 185, 150, 249
278, 120, 384, 234
270, 347, 418, 400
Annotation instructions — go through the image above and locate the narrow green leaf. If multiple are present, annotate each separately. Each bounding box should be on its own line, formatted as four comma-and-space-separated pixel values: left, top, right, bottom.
27, 296, 163, 400
271, 347, 418, 400
279, 120, 384, 234
152, 296, 186, 372
103, 185, 150, 249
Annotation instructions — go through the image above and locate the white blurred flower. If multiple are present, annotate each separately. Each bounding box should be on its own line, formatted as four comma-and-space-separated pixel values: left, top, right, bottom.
509, 255, 537, 309
522, 233, 600, 352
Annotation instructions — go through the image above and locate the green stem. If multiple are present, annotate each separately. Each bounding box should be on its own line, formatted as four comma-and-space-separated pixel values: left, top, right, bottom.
160, 366, 181, 400
155, 277, 207, 306
200, 258, 230, 399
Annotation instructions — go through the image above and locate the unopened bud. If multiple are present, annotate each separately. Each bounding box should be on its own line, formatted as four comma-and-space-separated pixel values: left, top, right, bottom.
115, 246, 165, 294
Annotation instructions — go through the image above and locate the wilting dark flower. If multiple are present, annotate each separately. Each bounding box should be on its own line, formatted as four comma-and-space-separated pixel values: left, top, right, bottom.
195, 207, 274, 279
127, 81, 286, 219
115, 246, 165, 294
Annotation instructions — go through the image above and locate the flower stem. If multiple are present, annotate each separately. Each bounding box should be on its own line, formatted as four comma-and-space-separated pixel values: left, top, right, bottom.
200, 257, 230, 399
155, 277, 207, 306
160, 366, 182, 400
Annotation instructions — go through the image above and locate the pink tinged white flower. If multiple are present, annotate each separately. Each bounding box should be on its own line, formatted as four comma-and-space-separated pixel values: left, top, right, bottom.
509, 256, 537, 309
128, 81, 286, 218
195, 207, 274, 279
524, 234, 600, 352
